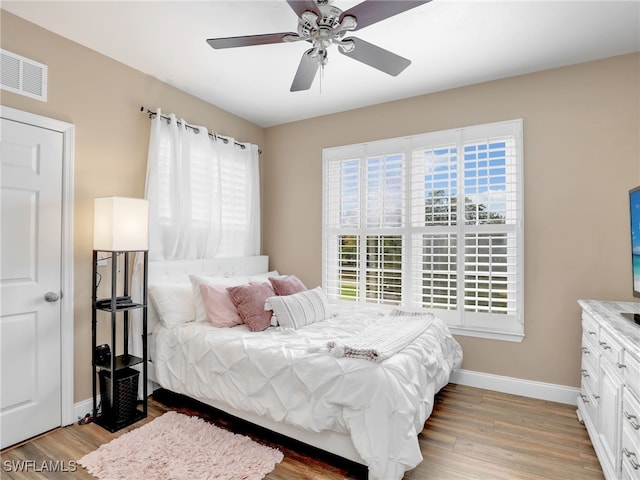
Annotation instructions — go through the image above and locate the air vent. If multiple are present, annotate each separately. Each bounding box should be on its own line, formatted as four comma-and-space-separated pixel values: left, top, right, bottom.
1, 49, 47, 101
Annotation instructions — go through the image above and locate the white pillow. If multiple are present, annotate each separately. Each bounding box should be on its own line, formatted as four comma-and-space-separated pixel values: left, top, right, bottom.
265, 287, 331, 329
190, 274, 247, 323
148, 283, 195, 328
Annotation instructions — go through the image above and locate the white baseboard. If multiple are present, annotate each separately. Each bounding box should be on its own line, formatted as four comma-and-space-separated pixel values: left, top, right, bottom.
450, 369, 580, 405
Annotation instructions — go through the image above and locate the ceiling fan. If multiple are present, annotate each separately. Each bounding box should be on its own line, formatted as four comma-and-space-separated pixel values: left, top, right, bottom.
206, 0, 431, 92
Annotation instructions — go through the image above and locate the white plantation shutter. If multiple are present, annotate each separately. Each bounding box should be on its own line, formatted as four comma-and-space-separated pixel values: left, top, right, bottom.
324, 234, 360, 300
325, 156, 360, 229
366, 153, 404, 228
324, 144, 407, 306
324, 153, 361, 300
364, 151, 404, 304
461, 135, 519, 325
410, 140, 459, 312
411, 142, 458, 228
411, 232, 457, 311
323, 120, 524, 341
365, 234, 403, 304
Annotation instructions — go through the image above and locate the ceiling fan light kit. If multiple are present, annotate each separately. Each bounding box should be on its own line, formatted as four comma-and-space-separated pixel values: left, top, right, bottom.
206, 0, 431, 92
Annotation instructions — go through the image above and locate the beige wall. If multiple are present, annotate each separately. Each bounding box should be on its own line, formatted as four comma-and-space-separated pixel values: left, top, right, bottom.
263, 53, 640, 388
2, 9, 639, 402
1, 11, 265, 402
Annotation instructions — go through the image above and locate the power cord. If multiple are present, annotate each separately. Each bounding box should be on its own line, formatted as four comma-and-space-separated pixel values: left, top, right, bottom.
77, 413, 92, 425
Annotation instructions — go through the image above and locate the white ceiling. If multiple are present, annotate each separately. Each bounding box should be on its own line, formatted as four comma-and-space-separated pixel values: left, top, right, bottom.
3, 1, 639, 127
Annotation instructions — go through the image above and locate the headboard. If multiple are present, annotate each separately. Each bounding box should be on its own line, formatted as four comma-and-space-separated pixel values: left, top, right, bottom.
148, 255, 270, 284
131, 256, 270, 361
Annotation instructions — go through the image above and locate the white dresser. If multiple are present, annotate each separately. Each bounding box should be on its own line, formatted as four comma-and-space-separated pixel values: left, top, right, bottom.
578, 300, 640, 479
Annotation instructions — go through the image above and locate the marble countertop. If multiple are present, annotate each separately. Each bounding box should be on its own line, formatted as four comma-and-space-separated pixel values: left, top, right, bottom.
578, 299, 640, 360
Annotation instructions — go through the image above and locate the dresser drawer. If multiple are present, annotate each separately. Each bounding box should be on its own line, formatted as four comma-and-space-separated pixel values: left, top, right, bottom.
622, 387, 640, 478
621, 425, 640, 479
582, 312, 600, 341
623, 388, 640, 435
621, 412, 640, 476
581, 334, 599, 367
622, 351, 640, 399
599, 328, 623, 366
581, 346, 599, 397
582, 334, 600, 366
578, 381, 599, 428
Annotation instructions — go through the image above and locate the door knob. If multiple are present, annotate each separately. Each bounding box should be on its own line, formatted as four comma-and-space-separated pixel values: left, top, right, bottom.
44, 292, 60, 302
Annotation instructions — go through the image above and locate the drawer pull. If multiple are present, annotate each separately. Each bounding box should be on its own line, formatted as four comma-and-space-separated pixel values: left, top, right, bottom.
623, 448, 640, 469
617, 362, 627, 369
624, 411, 640, 430
581, 347, 590, 354
580, 394, 589, 404
588, 330, 596, 336
581, 369, 590, 378
594, 395, 600, 400
598, 341, 611, 350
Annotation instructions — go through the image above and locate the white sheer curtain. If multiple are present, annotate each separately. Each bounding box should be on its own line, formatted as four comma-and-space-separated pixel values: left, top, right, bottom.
145, 109, 260, 260
130, 109, 260, 363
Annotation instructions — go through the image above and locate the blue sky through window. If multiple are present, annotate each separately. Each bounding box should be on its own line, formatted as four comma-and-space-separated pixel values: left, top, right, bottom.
338, 140, 511, 227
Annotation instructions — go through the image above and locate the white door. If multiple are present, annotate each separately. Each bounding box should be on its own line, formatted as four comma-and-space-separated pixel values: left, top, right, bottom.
0, 118, 63, 449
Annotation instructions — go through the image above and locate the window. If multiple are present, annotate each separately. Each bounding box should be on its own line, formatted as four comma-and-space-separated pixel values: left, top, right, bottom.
155, 135, 251, 231
147, 113, 260, 260
323, 120, 523, 341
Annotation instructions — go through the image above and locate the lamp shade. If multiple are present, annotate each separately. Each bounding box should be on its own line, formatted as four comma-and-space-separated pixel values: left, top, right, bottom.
93, 197, 149, 251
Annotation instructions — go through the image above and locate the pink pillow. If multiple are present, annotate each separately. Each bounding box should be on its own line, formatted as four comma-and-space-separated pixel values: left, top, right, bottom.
198, 283, 243, 328
227, 282, 276, 332
269, 275, 307, 296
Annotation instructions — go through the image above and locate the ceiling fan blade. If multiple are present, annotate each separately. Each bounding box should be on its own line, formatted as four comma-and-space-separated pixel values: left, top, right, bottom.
286, 0, 321, 18
207, 32, 298, 49
340, 37, 410, 76
341, 0, 431, 31
290, 49, 320, 92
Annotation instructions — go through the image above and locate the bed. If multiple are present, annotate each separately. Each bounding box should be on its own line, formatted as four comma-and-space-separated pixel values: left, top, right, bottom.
137, 256, 463, 480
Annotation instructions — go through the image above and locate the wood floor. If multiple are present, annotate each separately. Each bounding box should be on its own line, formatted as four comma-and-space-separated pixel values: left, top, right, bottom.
0, 384, 603, 480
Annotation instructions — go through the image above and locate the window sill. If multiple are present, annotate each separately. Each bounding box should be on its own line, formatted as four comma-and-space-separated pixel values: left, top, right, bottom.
448, 326, 524, 342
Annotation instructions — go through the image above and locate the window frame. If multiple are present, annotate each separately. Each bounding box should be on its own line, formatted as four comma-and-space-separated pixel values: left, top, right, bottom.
322, 119, 524, 342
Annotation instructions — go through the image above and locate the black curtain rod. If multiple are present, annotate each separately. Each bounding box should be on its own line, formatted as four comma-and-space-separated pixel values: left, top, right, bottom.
140, 107, 261, 154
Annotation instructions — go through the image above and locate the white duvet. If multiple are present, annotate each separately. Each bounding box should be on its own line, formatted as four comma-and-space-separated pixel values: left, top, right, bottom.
154, 304, 463, 480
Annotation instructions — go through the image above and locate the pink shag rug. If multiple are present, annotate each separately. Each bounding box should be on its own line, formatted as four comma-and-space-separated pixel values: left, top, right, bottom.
78, 411, 283, 480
